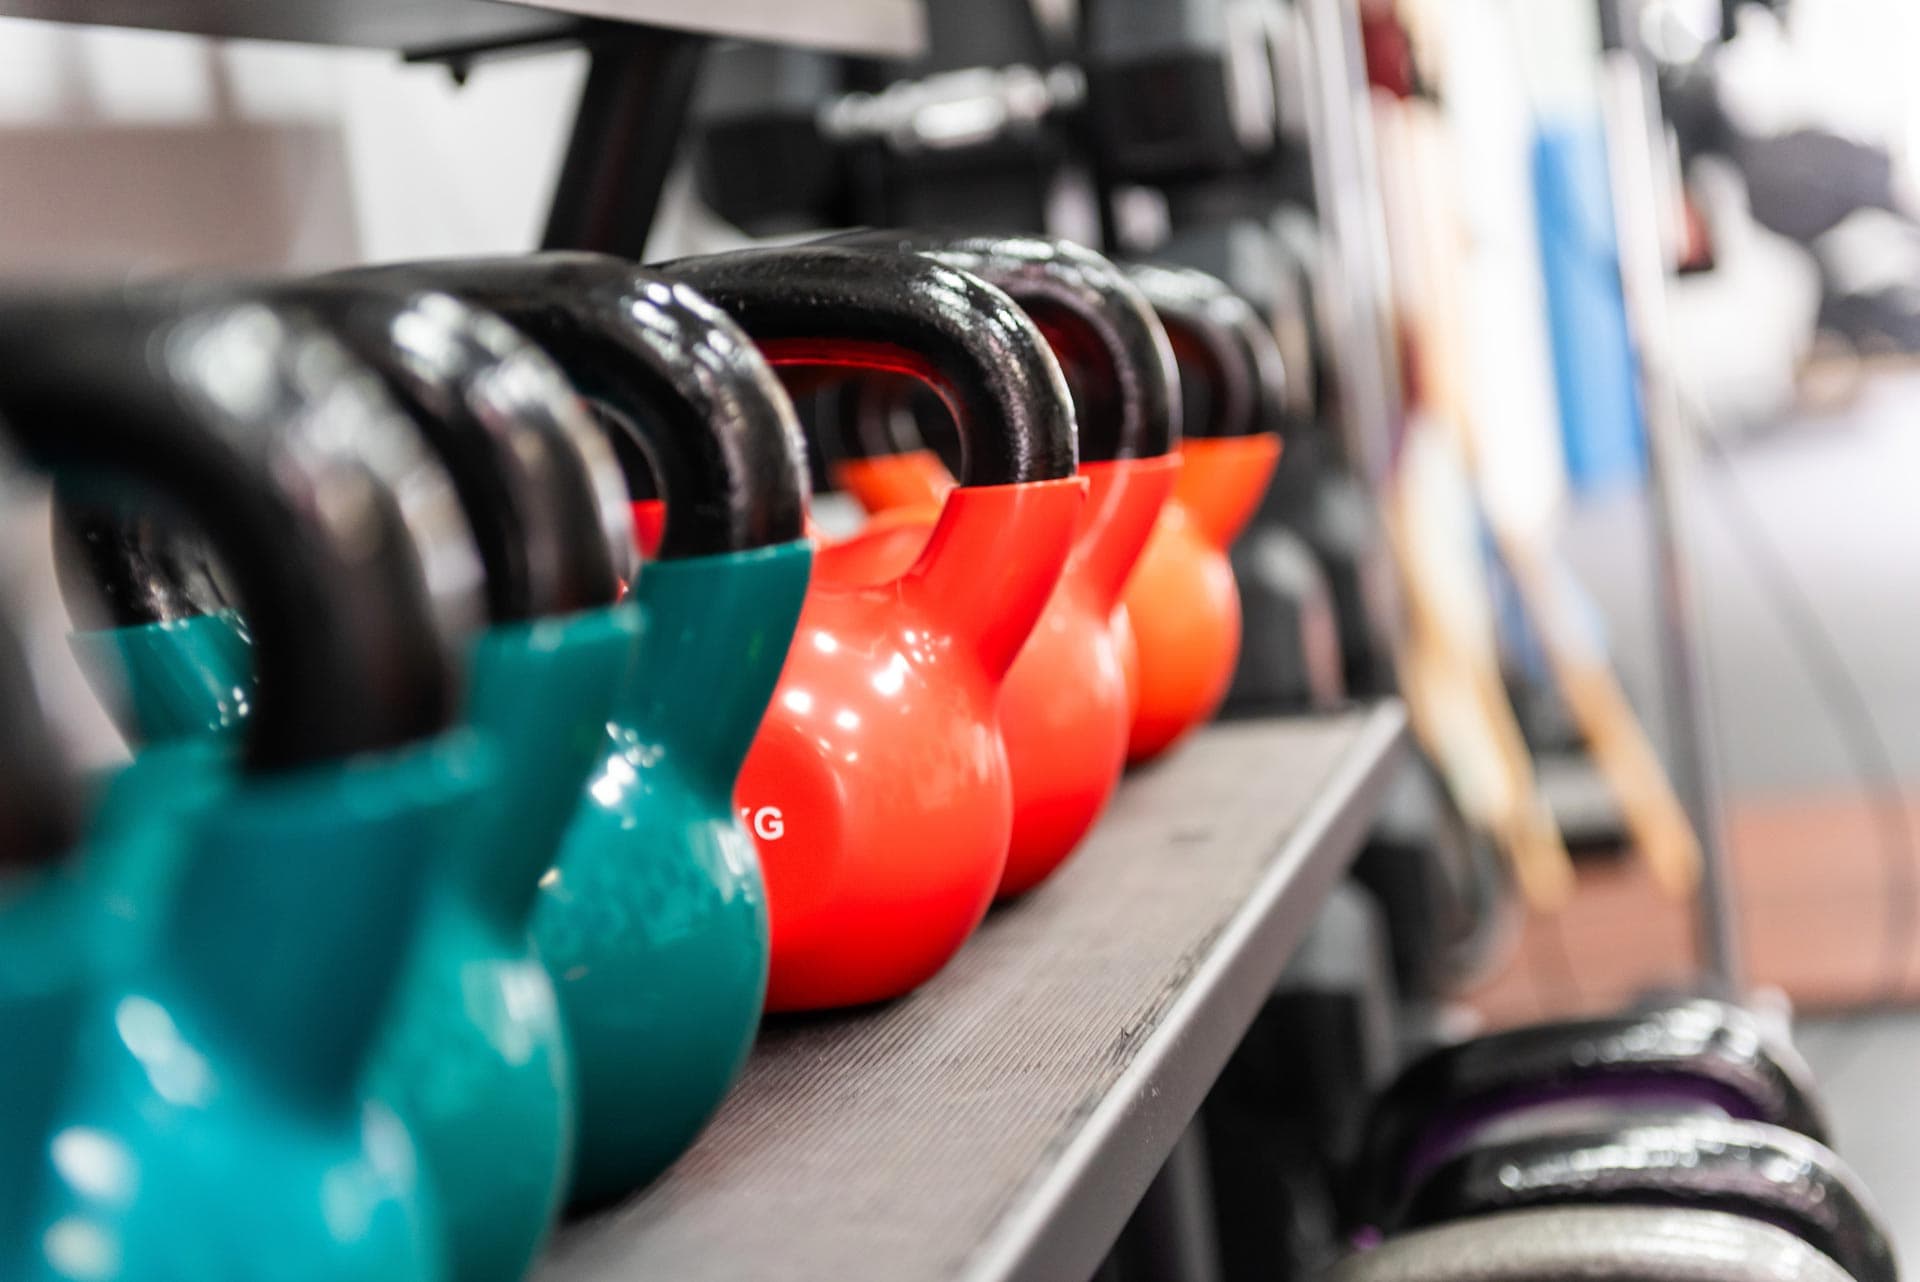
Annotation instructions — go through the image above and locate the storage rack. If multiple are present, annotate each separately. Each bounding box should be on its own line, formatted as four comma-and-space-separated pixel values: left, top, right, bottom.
0, 3, 1415, 1274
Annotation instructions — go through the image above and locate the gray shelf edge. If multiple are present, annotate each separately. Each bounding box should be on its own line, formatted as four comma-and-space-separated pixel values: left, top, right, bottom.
503, 0, 924, 55
969, 701, 1409, 1282
0, 0, 925, 57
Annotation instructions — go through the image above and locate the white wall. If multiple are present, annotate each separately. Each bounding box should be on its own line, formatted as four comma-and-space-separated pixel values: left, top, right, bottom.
0, 16, 587, 276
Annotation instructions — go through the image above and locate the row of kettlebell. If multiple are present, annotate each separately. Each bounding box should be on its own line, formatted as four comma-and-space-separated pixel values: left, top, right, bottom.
0, 233, 1293, 1282
1328, 999, 1897, 1282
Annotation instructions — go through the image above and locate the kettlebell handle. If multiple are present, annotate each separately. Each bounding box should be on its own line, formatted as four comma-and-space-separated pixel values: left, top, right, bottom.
824, 231, 1181, 462
281, 282, 630, 619
340, 255, 808, 561
1125, 262, 1288, 439
665, 246, 1079, 487
0, 294, 480, 772
61, 283, 633, 630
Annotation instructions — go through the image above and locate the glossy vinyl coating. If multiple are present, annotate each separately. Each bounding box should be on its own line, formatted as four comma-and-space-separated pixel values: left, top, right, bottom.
823, 231, 1182, 461
0, 295, 480, 770
666, 246, 1079, 486
67, 611, 254, 746
1119, 434, 1282, 762
373, 606, 639, 1280
1351, 999, 1831, 1224
824, 454, 1181, 898
0, 568, 86, 1278
1395, 1118, 1898, 1282
1327, 1206, 1857, 1282
344, 254, 807, 560
3, 879, 86, 1282
273, 281, 633, 620
536, 542, 810, 1200
1125, 261, 1293, 439
740, 477, 1084, 1009
830, 449, 953, 514
31, 735, 489, 1282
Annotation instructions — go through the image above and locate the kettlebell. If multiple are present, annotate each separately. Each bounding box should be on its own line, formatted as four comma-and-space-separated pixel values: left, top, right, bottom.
1119, 263, 1287, 762
49, 282, 641, 1280
349, 253, 812, 1202
0, 501, 88, 1279
667, 245, 1084, 1009
1350, 999, 1830, 1229
1396, 1118, 1897, 1282
0, 294, 484, 1282
292, 282, 636, 1279
814, 231, 1184, 896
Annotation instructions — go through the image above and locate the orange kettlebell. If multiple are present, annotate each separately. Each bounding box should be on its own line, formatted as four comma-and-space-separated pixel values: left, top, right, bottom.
1117, 264, 1286, 763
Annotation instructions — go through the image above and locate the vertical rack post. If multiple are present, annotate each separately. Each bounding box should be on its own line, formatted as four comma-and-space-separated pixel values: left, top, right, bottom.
542, 23, 707, 257
1596, 3, 1744, 996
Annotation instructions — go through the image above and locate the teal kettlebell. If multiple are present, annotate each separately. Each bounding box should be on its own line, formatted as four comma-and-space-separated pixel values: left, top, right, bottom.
52, 282, 645, 1282
0, 294, 487, 1282
0, 522, 90, 1278
282, 283, 641, 1282
351, 255, 812, 1202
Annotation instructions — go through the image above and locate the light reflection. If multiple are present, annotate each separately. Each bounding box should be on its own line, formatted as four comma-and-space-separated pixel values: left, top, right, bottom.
43, 1217, 118, 1281
115, 996, 212, 1108
871, 654, 909, 697
50, 1129, 135, 1204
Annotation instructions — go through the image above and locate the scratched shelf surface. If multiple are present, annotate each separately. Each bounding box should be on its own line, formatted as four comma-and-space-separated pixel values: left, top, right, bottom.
538, 703, 1408, 1282
0, 0, 925, 57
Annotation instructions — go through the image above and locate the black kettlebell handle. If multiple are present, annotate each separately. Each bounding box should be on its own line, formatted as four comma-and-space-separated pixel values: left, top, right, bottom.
824, 231, 1181, 462
665, 247, 1079, 487
58, 284, 632, 629
1125, 263, 1289, 439
0, 540, 82, 872
280, 282, 630, 620
342, 255, 807, 561
0, 295, 480, 772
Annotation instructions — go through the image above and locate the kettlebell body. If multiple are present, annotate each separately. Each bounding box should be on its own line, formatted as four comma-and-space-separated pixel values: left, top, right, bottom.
371, 604, 638, 1266
536, 542, 809, 1201
1120, 434, 1281, 762
745, 479, 1082, 1007
60, 564, 617, 1282
1, 875, 87, 1280
827, 456, 1179, 897
67, 612, 252, 745
32, 738, 485, 1282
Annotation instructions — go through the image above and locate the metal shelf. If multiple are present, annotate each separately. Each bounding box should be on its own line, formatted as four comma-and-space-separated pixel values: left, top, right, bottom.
538, 703, 1408, 1282
0, 0, 925, 57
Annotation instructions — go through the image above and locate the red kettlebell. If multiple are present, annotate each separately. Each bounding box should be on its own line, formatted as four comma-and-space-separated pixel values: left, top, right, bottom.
814, 233, 1184, 897
667, 246, 1083, 1010
1117, 264, 1287, 763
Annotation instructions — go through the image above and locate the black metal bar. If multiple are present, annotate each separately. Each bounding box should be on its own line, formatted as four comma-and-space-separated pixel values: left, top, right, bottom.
1109, 1126, 1225, 1282
542, 24, 707, 257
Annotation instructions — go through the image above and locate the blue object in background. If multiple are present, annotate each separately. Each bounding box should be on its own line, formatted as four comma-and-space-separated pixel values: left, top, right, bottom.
1532, 116, 1648, 497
